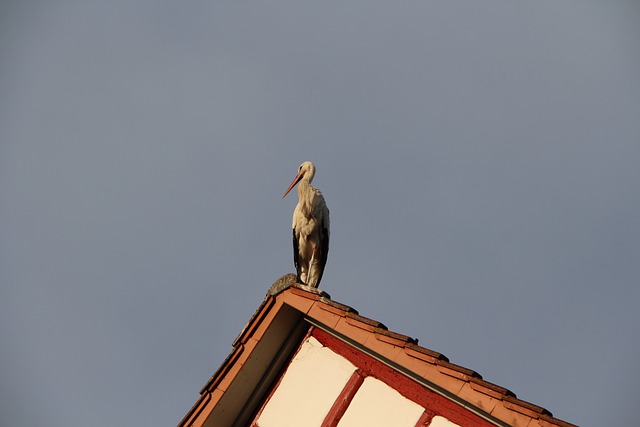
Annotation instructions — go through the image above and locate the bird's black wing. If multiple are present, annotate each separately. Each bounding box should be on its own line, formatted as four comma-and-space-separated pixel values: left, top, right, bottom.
315, 221, 329, 287
292, 228, 303, 283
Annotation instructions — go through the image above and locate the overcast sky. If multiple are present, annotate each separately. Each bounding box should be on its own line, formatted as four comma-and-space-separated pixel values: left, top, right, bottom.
1, 2, 639, 426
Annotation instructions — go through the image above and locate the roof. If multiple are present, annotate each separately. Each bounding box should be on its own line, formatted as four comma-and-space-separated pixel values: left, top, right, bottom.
178, 274, 576, 427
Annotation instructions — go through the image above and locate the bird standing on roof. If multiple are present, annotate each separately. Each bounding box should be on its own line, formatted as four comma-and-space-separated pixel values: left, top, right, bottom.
282, 161, 330, 288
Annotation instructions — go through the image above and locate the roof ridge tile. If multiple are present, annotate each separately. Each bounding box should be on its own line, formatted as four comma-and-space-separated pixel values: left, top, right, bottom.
345, 311, 388, 330
374, 328, 418, 345
437, 359, 483, 379
538, 413, 578, 427
503, 395, 552, 417
318, 296, 358, 314
289, 283, 330, 299
468, 376, 515, 398
405, 342, 449, 362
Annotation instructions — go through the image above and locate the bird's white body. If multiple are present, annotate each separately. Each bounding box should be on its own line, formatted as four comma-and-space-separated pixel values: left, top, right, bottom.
282, 162, 330, 287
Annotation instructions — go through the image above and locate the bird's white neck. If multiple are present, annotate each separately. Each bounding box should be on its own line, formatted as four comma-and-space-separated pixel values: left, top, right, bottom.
297, 179, 316, 216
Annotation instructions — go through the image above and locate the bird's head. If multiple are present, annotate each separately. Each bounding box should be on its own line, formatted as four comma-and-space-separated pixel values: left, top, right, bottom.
282, 161, 316, 199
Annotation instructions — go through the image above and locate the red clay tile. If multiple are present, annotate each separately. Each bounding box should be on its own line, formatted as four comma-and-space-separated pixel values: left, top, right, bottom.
316, 300, 349, 316
456, 383, 499, 414
281, 291, 316, 314
374, 328, 417, 346
333, 317, 371, 345
427, 367, 466, 395
537, 414, 578, 427
436, 360, 480, 380
362, 333, 403, 360
319, 296, 357, 314
345, 312, 387, 330
392, 351, 437, 380
402, 346, 440, 366
405, 343, 448, 362
490, 402, 535, 427
290, 284, 329, 298
468, 377, 514, 399
307, 302, 342, 329
503, 395, 550, 417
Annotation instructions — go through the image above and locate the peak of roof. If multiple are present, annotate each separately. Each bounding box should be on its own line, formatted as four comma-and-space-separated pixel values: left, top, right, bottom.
180, 275, 576, 427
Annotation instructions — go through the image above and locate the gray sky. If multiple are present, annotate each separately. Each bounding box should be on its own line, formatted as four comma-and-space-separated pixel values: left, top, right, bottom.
1, 2, 638, 426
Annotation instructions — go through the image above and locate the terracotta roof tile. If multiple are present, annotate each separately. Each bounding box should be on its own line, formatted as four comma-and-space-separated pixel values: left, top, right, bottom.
504, 395, 552, 417
374, 328, 418, 345
307, 302, 343, 329
490, 401, 535, 427
469, 376, 516, 399
457, 383, 500, 414
333, 317, 372, 345
405, 342, 449, 362
436, 359, 482, 380
288, 283, 329, 299
538, 414, 577, 427
344, 311, 387, 330
318, 296, 358, 314
364, 333, 405, 360
315, 299, 351, 316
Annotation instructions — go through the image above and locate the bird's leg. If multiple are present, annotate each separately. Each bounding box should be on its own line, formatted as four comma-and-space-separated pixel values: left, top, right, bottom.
304, 243, 317, 287
309, 243, 317, 269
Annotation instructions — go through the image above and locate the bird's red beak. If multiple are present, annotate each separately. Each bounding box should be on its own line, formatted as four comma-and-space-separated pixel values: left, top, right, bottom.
282, 172, 303, 199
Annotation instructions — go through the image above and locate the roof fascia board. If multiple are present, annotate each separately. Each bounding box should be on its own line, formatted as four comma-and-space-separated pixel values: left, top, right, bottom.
203, 303, 304, 427
231, 317, 309, 426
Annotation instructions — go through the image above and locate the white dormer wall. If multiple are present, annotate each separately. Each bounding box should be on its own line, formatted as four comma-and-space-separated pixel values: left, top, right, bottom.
254, 336, 461, 427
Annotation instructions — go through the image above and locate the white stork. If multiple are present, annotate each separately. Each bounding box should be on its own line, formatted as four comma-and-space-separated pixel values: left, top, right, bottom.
282, 161, 330, 288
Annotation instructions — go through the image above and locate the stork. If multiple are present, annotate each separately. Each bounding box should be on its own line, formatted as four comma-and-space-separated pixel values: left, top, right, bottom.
282, 161, 330, 288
